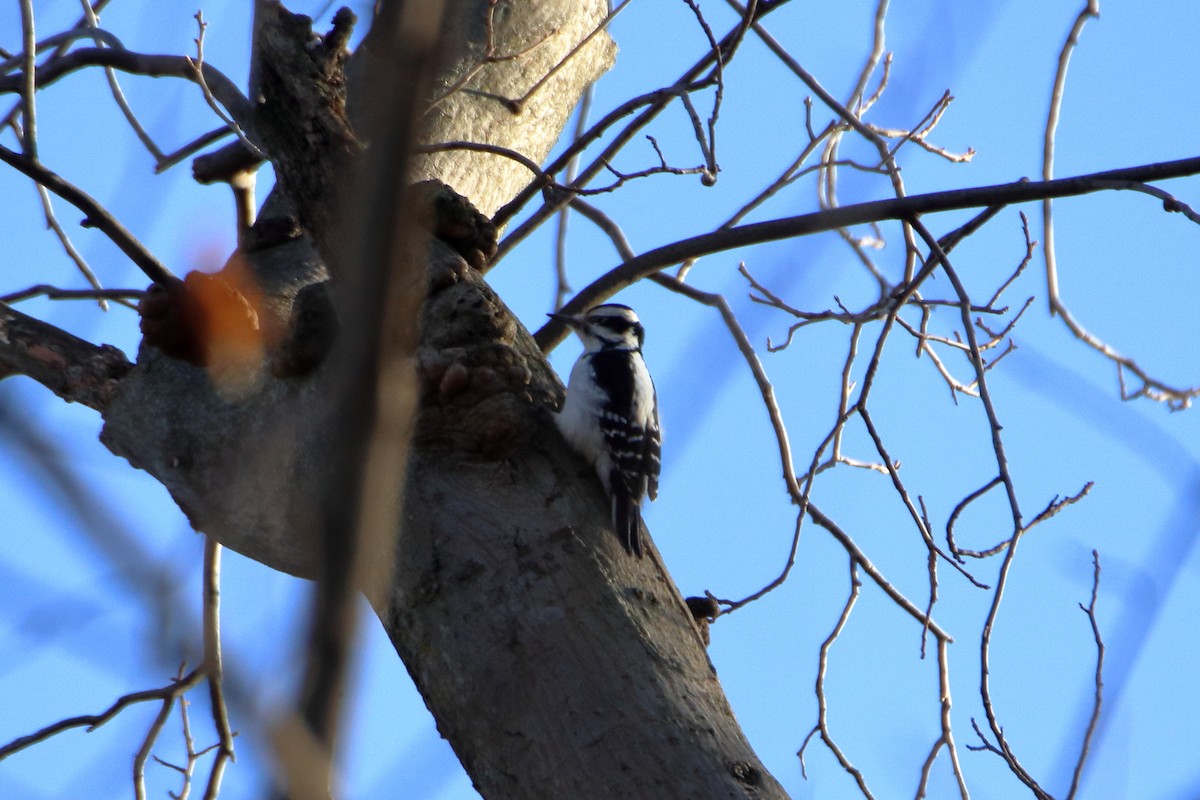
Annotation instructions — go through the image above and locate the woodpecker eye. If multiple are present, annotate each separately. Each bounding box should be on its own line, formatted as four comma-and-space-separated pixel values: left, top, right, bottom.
582, 305, 645, 348
596, 317, 635, 334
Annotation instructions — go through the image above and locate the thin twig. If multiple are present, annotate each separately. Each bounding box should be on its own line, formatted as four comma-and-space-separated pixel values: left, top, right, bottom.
493, 1, 783, 250
858, 404, 987, 589
987, 212, 1038, 308
1067, 549, 1105, 800
0, 25, 123, 74
1082, 179, 1200, 225
678, 119, 838, 281
10, 100, 111, 297
0, 144, 175, 285
17, 0, 37, 158
187, 11, 265, 159
0, 284, 142, 307
33, 180, 109, 307
552, 87, 594, 310
680, 0, 723, 183
915, 737, 945, 799
534, 154, 1200, 352
808, 504, 953, 641
202, 539, 236, 800
806, 560, 875, 799
1, 47, 256, 130
938, 637, 971, 799
957, 482, 1093, 559
0, 1, 116, 132
905, 217, 1055, 795
134, 675, 180, 800
0, 668, 204, 761
154, 126, 232, 174
945, 477, 1003, 562
78, 0, 166, 163
1044, 0, 1101, 313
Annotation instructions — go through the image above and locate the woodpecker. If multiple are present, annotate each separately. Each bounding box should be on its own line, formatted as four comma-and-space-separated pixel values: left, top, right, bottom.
550, 304, 662, 558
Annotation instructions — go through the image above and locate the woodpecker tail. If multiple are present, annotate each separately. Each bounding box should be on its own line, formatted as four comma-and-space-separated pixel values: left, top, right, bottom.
611, 486, 644, 558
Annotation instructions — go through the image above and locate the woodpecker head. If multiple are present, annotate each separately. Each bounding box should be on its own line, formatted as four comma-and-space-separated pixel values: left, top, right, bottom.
549, 303, 645, 353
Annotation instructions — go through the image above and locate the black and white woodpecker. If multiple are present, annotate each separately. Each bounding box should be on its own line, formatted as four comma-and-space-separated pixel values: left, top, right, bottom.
549, 304, 662, 558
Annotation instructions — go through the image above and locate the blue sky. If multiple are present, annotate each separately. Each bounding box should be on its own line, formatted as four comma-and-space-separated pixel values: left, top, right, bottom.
2, 1, 1200, 798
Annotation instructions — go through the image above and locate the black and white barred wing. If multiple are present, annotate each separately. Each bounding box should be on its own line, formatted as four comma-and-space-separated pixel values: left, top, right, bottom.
645, 399, 661, 502
591, 349, 660, 557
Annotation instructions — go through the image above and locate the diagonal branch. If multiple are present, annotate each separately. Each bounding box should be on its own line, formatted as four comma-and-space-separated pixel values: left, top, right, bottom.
0, 300, 132, 410
0, 145, 176, 285
536, 154, 1200, 350
0, 668, 205, 762
0, 46, 256, 134
492, 0, 786, 252
1067, 549, 1105, 800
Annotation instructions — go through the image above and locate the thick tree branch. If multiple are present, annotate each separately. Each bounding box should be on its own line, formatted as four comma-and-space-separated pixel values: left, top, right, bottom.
86, 3, 790, 798
0, 300, 131, 410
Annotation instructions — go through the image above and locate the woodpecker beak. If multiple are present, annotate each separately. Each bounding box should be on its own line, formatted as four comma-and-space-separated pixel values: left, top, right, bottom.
547, 311, 583, 329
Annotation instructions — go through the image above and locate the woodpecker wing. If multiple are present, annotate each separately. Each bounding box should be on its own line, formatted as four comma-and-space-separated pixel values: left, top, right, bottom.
646, 398, 661, 502
589, 350, 657, 501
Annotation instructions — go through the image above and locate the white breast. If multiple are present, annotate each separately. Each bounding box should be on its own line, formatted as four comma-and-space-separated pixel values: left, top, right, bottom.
556, 355, 613, 483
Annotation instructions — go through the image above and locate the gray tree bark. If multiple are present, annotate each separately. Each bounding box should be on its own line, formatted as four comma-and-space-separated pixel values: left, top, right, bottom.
21, 1, 791, 797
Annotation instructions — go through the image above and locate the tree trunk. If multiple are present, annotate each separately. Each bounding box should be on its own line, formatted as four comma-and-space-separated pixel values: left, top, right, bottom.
95, 2, 791, 797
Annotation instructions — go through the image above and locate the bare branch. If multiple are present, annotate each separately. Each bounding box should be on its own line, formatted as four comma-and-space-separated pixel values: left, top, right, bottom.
0, 0, 116, 131
945, 477, 1003, 563
201, 539, 236, 800
808, 504, 953, 642
1044, 0, 1102, 314
805, 560, 875, 799
0, 300, 132, 410
679, 0, 723, 184
937, 637, 971, 799
1023, 481, 1094, 533
1035, 0, 1199, 408
39, 190, 109, 306
858, 404, 988, 588
0, 145, 176, 285
1033, 6, 1189, 405
648, 271, 802, 501
552, 87, 595, 310
17, 0, 38, 158
155, 126, 232, 174
985, 211, 1037, 309
0, 668, 204, 762
0, 25, 122, 74
493, 1, 785, 251
535, 154, 1200, 351
915, 737, 945, 799
958, 482, 1093, 560
1067, 550, 1105, 800
0, 46, 255, 131
186, 11, 265, 160
0, 284, 142, 308
1084, 179, 1200, 225
134, 670, 182, 800
76, 0, 167, 164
